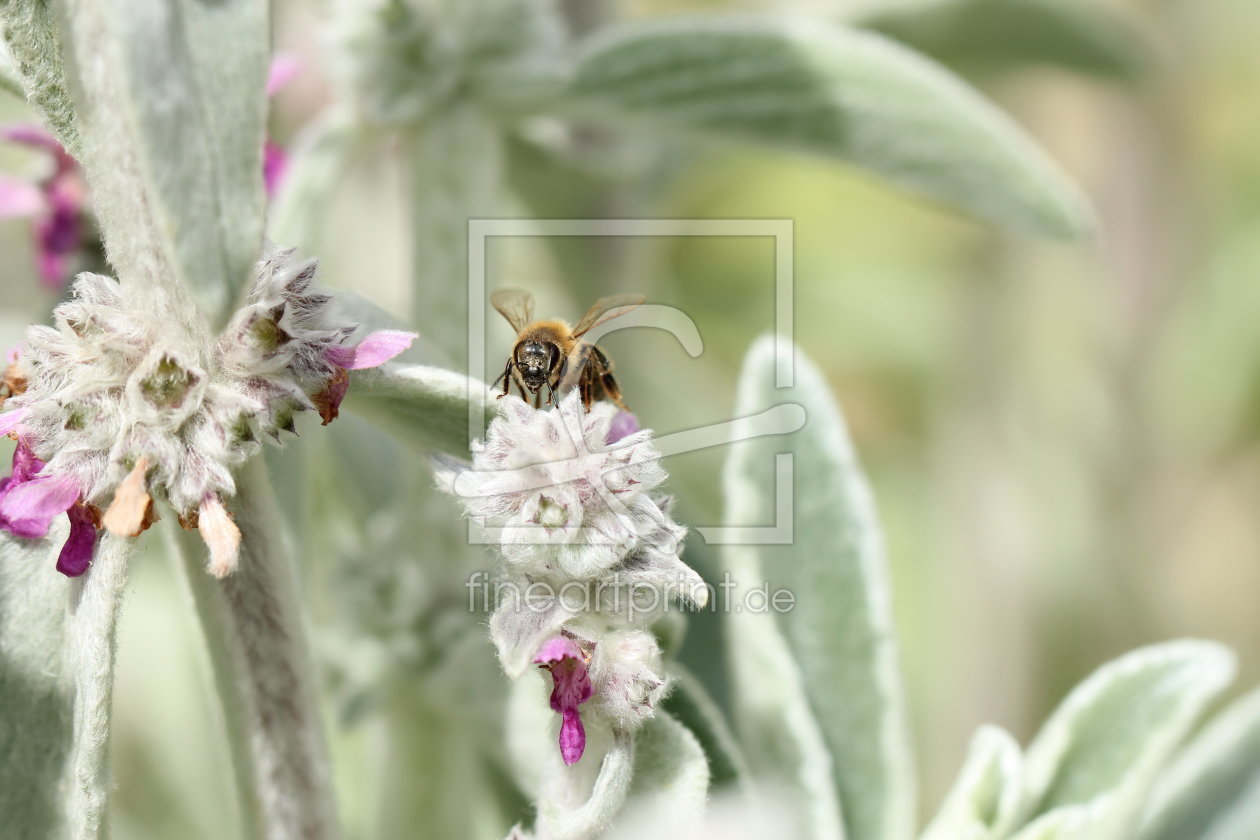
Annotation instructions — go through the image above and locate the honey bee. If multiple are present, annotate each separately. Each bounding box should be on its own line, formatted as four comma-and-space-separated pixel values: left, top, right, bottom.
491, 288, 644, 411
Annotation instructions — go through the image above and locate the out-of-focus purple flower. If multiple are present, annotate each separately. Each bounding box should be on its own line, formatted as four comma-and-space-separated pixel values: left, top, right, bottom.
263, 54, 301, 198
0, 124, 88, 290
316, 330, 416, 424
606, 411, 639, 444
533, 635, 593, 765
263, 140, 288, 197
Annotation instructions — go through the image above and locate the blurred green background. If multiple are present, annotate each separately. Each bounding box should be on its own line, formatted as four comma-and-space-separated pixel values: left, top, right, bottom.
3, 0, 1260, 835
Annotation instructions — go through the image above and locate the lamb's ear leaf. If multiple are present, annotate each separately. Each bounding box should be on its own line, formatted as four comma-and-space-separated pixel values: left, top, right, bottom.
921, 726, 1023, 840
722, 335, 915, 840
345, 363, 496, 457
1012, 640, 1236, 839
663, 665, 750, 790
0, 1, 81, 152
55, 0, 269, 328
855, 0, 1154, 81
559, 18, 1092, 240
0, 530, 134, 840
1137, 686, 1260, 840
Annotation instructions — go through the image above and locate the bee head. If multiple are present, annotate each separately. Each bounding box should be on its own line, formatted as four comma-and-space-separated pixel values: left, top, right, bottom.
515, 341, 559, 391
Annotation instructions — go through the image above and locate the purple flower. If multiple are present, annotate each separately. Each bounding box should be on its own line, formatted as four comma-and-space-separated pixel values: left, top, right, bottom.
534, 635, 593, 765
0, 124, 87, 290
0, 438, 99, 576
316, 330, 416, 424
606, 410, 639, 444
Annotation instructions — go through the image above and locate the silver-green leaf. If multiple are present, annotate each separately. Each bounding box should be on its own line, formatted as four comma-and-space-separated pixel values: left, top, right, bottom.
722, 335, 915, 840
920, 726, 1022, 840
0, 0, 81, 153
1138, 686, 1260, 840
55, 0, 269, 328
560, 17, 1092, 239
345, 363, 496, 457
1012, 640, 1236, 839
0, 530, 134, 840
855, 0, 1153, 81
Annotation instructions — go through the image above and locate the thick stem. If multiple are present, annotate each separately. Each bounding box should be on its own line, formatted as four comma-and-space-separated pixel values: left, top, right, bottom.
175, 457, 339, 840
64, 533, 135, 840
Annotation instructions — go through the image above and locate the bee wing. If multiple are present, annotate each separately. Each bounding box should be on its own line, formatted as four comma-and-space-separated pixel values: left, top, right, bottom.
571, 293, 645, 339
490, 288, 536, 333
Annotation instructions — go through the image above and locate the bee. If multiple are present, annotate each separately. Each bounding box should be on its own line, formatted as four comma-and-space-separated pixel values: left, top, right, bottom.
490, 288, 644, 411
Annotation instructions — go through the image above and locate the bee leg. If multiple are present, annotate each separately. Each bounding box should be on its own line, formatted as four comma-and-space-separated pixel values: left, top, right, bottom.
591, 346, 630, 411
494, 359, 513, 400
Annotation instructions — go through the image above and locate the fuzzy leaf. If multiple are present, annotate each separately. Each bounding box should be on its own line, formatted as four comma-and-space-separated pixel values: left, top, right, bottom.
56, 0, 269, 328
560, 17, 1091, 239
0, 39, 27, 99
0, 534, 74, 839
920, 726, 1022, 840
723, 336, 915, 840
856, 0, 1153, 81
1138, 687, 1260, 840
345, 363, 497, 457
173, 458, 338, 840
621, 712, 711, 829
1013, 641, 1236, 838
0, 529, 133, 840
0, 0, 80, 153
663, 666, 749, 790
268, 113, 360, 250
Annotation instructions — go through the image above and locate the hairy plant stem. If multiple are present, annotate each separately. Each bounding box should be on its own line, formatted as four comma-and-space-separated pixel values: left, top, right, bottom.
65, 534, 135, 840
175, 457, 339, 840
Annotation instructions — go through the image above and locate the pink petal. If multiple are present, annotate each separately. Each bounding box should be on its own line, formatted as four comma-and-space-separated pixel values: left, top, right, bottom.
56, 504, 98, 577
0, 407, 27, 438
8, 439, 44, 483
0, 176, 44, 218
0, 124, 60, 152
558, 707, 586, 766
534, 635, 584, 665
263, 139, 288, 197
0, 473, 80, 537
606, 411, 639, 444
5, 344, 22, 365
326, 330, 417, 370
266, 54, 301, 96
534, 635, 593, 765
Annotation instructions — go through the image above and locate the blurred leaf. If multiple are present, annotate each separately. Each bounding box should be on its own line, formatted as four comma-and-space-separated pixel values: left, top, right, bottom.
57, 0, 269, 328
0, 0, 81, 153
724, 335, 917, 840
920, 726, 1022, 840
408, 106, 505, 362
662, 665, 749, 790
624, 711, 711, 827
0, 535, 73, 839
1012, 641, 1236, 838
1138, 687, 1260, 840
560, 18, 1092, 239
268, 113, 361, 251
855, 0, 1152, 81
536, 729, 636, 840
175, 458, 337, 840
346, 363, 496, 457
0, 530, 134, 840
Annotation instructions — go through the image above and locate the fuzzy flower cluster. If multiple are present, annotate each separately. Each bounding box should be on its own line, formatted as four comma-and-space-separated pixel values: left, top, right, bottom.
0, 248, 413, 577
440, 392, 706, 766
